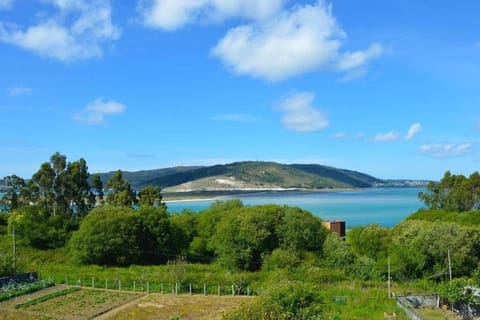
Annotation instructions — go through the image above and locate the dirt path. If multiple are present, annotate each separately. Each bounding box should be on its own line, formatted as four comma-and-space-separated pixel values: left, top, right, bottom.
92, 293, 148, 320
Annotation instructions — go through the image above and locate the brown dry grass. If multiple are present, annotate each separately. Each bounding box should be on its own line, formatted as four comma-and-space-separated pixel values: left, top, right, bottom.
100, 294, 254, 320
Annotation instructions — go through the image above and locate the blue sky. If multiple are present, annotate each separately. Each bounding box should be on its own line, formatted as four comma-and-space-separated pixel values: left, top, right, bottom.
1, 0, 479, 180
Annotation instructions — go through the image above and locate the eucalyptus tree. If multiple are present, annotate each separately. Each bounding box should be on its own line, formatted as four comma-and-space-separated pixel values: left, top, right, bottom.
105, 170, 137, 207
419, 171, 480, 212
0, 175, 26, 212
25, 152, 94, 217
91, 173, 104, 203
138, 185, 163, 207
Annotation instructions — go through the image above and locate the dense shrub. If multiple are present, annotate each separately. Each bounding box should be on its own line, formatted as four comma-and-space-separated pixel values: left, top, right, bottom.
8, 206, 78, 249
224, 280, 323, 320
390, 220, 480, 278
210, 204, 328, 271
69, 205, 182, 266
69, 206, 142, 265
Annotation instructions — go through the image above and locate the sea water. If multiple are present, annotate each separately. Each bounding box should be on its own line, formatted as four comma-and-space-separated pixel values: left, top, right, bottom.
166, 187, 425, 228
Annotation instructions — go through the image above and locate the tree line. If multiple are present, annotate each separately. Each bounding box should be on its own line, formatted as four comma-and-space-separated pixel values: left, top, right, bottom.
0, 153, 162, 249
2, 153, 480, 283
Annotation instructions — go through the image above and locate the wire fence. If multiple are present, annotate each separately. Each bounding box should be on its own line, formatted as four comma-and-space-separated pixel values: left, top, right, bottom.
42, 274, 254, 296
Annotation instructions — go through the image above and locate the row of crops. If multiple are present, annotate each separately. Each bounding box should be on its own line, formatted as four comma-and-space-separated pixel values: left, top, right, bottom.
0, 279, 54, 302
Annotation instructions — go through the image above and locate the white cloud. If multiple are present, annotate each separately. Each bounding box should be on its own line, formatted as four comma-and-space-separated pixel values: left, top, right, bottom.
0, 1, 120, 61
8, 86, 32, 96
374, 131, 399, 142
405, 122, 422, 140
211, 113, 256, 122
355, 132, 366, 140
279, 92, 329, 132
138, 0, 284, 30
332, 132, 347, 140
420, 143, 472, 158
337, 43, 383, 71
75, 98, 126, 125
0, 0, 13, 10
212, 1, 382, 81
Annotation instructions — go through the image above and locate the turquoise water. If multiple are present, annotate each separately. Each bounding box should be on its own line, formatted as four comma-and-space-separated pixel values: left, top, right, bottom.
166, 187, 425, 228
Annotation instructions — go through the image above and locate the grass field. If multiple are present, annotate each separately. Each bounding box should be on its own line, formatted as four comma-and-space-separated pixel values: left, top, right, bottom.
0, 281, 465, 319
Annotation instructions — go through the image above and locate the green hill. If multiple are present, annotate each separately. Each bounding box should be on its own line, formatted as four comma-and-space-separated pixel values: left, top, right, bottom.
95, 161, 385, 191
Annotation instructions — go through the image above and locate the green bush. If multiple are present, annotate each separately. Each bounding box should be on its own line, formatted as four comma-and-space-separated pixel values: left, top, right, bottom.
224, 280, 323, 320
262, 249, 301, 271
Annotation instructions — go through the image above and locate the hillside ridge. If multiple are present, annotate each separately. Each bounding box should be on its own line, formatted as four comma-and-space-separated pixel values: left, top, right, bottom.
94, 161, 426, 192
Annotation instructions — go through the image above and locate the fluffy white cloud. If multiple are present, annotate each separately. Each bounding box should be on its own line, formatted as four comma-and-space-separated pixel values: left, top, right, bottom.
406, 122, 423, 140
279, 92, 329, 132
212, 1, 382, 81
0, 0, 13, 10
8, 86, 32, 96
374, 131, 399, 142
138, 0, 284, 30
419, 143, 472, 158
75, 98, 126, 125
0, 1, 120, 61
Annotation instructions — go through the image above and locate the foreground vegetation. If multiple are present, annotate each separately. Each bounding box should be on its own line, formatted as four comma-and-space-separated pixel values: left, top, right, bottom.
2, 153, 480, 318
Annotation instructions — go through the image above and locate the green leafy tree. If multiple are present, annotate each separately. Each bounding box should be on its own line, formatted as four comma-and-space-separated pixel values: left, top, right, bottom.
390, 220, 480, 278
419, 171, 480, 212
0, 175, 26, 212
276, 206, 327, 254
137, 205, 179, 263
91, 173, 104, 204
32, 162, 55, 211
188, 199, 244, 258
70, 205, 184, 266
66, 158, 94, 217
8, 205, 78, 249
170, 210, 197, 256
212, 205, 283, 271
105, 170, 137, 207
347, 224, 390, 260
138, 185, 163, 207
322, 233, 354, 269
210, 204, 327, 271
69, 206, 142, 265
27, 153, 94, 217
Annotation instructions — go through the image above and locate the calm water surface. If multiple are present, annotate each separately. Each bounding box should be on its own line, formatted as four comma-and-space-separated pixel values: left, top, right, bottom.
166, 187, 425, 228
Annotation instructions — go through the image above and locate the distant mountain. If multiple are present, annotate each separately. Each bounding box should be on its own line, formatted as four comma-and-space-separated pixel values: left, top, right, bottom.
95, 161, 394, 191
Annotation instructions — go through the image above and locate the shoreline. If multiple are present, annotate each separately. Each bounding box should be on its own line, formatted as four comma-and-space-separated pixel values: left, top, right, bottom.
162, 186, 425, 203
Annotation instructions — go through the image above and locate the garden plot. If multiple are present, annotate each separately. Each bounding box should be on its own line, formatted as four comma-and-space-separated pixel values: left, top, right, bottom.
0, 286, 144, 320
98, 294, 253, 320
